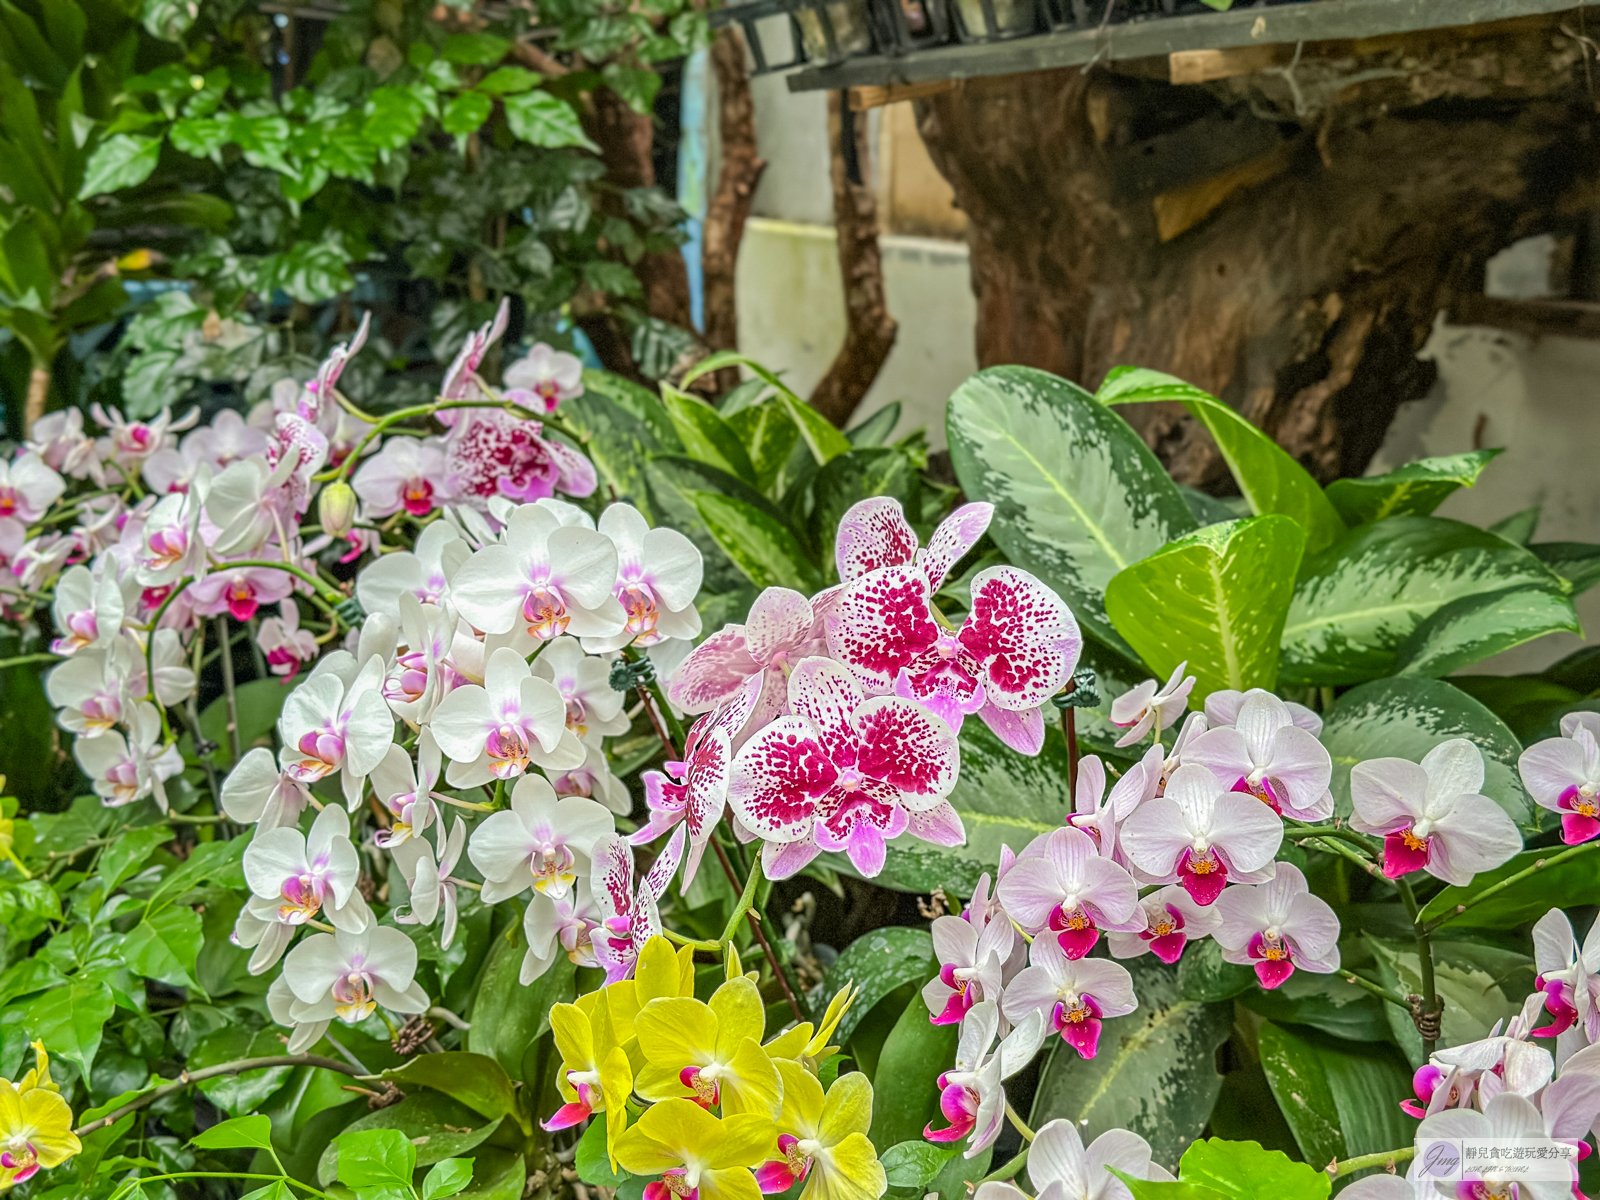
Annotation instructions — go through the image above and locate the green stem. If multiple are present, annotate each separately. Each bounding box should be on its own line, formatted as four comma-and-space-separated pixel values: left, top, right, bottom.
324, 397, 562, 484
220, 560, 345, 613
719, 853, 766, 944
1330, 1145, 1415, 1179
979, 1146, 1030, 1185
1298, 834, 1381, 877
1340, 971, 1412, 1011
1282, 820, 1381, 854
166, 811, 226, 825
1425, 840, 1600, 934
215, 616, 243, 768
1004, 1101, 1035, 1142
661, 928, 720, 953
1397, 875, 1439, 1055
0, 652, 62, 671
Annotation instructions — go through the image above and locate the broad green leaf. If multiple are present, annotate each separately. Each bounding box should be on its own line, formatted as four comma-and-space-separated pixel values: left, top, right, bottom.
1106, 515, 1304, 703
1394, 585, 1579, 678
466, 929, 574, 1078
1179, 485, 1248, 527
442, 32, 511, 63
363, 87, 429, 150
1420, 843, 1600, 929
879, 1141, 959, 1190
1449, 674, 1583, 745
24, 977, 113, 1076
660, 384, 756, 484
148, 836, 247, 906
456, 1149, 525, 1200
1325, 449, 1502, 525
847, 402, 901, 447
690, 490, 820, 593
476, 66, 540, 94
948, 365, 1197, 655
1031, 957, 1232, 1172
98, 824, 173, 890
575, 1120, 628, 1186
1531, 542, 1600, 596
828, 720, 1074, 895
1367, 938, 1534, 1069
1176, 938, 1254, 1003
424, 1158, 478, 1200
441, 91, 492, 135
336, 1128, 417, 1190
189, 1027, 296, 1116
1280, 516, 1565, 686
683, 351, 851, 465
320, 1094, 504, 1185
580, 368, 681, 450
867, 993, 957, 1152
727, 398, 800, 496
1096, 367, 1346, 556
645, 456, 791, 596
120, 904, 204, 990
170, 115, 229, 158
190, 1114, 274, 1152
1176, 1138, 1332, 1199
79, 133, 160, 197
504, 90, 597, 151
560, 389, 667, 519
602, 62, 661, 114
1237, 969, 1389, 1043
379, 1052, 520, 1128
821, 927, 935, 1046
1489, 505, 1540, 545
1257, 1022, 1414, 1177
1318, 676, 1531, 828
1109, 1173, 1227, 1200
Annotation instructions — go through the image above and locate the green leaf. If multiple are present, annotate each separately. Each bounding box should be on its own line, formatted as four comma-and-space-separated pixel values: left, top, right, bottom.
189, 1027, 297, 1116
456, 1149, 525, 1200
1368, 938, 1534, 1069
1394, 585, 1579, 677
191, 1114, 274, 1152
1489, 505, 1540, 545
24, 977, 113, 1076
98, 824, 173, 890
948, 365, 1197, 656
601, 62, 662, 114
336, 1128, 417, 1190
120, 904, 204, 990
443, 32, 511, 63
1176, 937, 1254, 1003
660, 384, 756, 483
503, 90, 597, 151
821, 927, 935, 1046
424, 1158, 478, 1200
1420, 843, 1600, 929
1235, 970, 1389, 1043
1280, 516, 1565, 686
1325, 449, 1502, 525
79, 133, 161, 197
580, 368, 682, 450
727, 398, 800, 496
196, 677, 290, 770
645, 456, 792, 595
1108, 1172, 1227, 1200
880, 1141, 959, 1190
689, 490, 820, 593
477, 66, 541, 94
320, 1094, 505, 1185
1106, 515, 1304, 703
1176, 1138, 1332, 1199
364, 86, 429, 150
442, 91, 492, 135
574, 1120, 628, 1187
1256, 1022, 1414, 1176
1449, 674, 1583, 744
1530, 542, 1600, 596
1096, 367, 1346, 557
847, 402, 901, 447
170, 116, 230, 158
466, 930, 574, 1078
866, 993, 957, 1152
1318, 676, 1532, 828
1031, 956, 1233, 1172
379, 1052, 519, 1127
686, 352, 851, 466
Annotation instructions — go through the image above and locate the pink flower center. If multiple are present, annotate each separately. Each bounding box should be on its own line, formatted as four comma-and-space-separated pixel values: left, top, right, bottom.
331, 964, 376, 1021
0, 488, 16, 517
1048, 903, 1101, 959
486, 724, 531, 779
836, 767, 863, 792
64, 610, 98, 647
291, 729, 345, 781
1247, 931, 1296, 989
147, 526, 188, 568
1232, 774, 1283, 813
678, 1065, 720, 1108
402, 479, 434, 516
644, 1169, 698, 1200
522, 585, 571, 640
81, 692, 122, 730
1382, 826, 1431, 879
279, 873, 327, 923
106, 759, 141, 803
532, 842, 578, 892
1, 1142, 39, 1182
1052, 995, 1105, 1059
227, 579, 260, 621
620, 582, 661, 640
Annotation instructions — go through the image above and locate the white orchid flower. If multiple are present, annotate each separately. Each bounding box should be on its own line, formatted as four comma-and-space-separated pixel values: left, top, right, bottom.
1109, 661, 1195, 747
467, 773, 615, 903
74, 701, 182, 809
581, 504, 702, 653
220, 746, 312, 830
0, 451, 66, 522
50, 564, 123, 656
1118, 763, 1283, 904
393, 817, 470, 949
276, 654, 395, 808
430, 646, 584, 787
278, 924, 429, 1045
530, 636, 630, 745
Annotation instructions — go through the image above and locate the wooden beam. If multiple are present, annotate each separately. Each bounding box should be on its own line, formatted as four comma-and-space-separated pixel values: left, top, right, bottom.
1169, 44, 1291, 85
1450, 294, 1600, 340
787, 0, 1581, 92
848, 79, 961, 109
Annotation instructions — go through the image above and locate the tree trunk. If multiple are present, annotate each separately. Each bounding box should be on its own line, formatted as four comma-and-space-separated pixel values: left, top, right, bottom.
913, 17, 1600, 486
810, 90, 898, 428
702, 27, 768, 396
23, 365, 49, 438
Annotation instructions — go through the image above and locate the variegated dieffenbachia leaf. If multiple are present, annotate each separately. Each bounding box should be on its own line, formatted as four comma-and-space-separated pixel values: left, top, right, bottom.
1394, 584, 1579, 677
1280, 516, 1567, 686
947, 366, 1196, 656
1105, 515, 1305, 704
1318, 676, 1532, 828
1324, 449, 1502, 525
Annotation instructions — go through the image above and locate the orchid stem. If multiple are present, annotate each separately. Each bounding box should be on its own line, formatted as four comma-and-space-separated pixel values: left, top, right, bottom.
1004, 1101, 1035, 1142
1340, 971, 1412, 1011
1424, 840, 1600, 934
74, 1056, 366, 1136
0, 652, 61, 671
1396, 875, 1440, 1055
719, 852, 766, 943
215, 616, 243, 768
979, 1145, 1030, 1185
1329, 1146, 1415, 1179
662, 928, 720, 953
710, 837, 805, 1024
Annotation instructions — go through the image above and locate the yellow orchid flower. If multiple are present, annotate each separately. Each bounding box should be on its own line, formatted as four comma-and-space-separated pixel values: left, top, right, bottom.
615, 1097, 776, 1200
763, 984, 857, 1070
0, 814, 26, 881
636, 978, 783, 1118
16, 1044, 56, 1096
543, 996, 633, 1170
0, 1075, 79, 1190
606, 936, 697, 1049
755, 1063, 885, 1200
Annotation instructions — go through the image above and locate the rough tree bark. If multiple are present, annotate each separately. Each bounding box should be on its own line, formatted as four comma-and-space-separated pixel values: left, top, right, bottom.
914, 16, 1600, 487
702, 27, 768, 396
810, 90, 899, 428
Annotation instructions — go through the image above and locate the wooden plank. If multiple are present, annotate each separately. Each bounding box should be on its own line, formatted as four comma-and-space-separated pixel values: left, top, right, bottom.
786, 0, 1581, 92
848, 79, 962, 109
1169, 44, 1291, 84
1450, 294, 1600, 340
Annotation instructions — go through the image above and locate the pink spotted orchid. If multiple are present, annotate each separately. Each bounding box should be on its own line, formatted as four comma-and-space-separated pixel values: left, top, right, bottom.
728, 657, 961, 880
1213, 862, 1339, 988
430, 646, 585, 788
275, 655, 395, 808
1118, 763, 1283, 904
1520, 722, 1600, 845
923, 1001, 1046, 1157
444, 408, 597, 505
1349, 739, 1521, 885
439, 298, 509, 406
1107, 884, 1221, 965
237, 805, 371, 973
1183, 690, 1334, 821
1001, 934, 1138, 1060
466, 773, 615, 904
997, 826, 1144, 959
591, 826, 687, 982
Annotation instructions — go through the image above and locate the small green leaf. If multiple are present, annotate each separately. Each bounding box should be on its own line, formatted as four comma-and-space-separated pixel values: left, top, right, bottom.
727, 399, 800, 496
1530, 542, 1600, 596
442, 91, 492, 135
191, 1114, 274, 1152
336, 1128, 417, 1190
189, 1028, 297, 1116
476, 66, 540, 94
466, 931, 574, 1079
1326, 449, 1502, 525
423, 1158, 477, 1200
1106, 515, 1305, 703
684, 352, 851, 466
574, 1120, 628, 1187
1176, 1138, 1331, 1199
866, 994, 958, 1153
98, 824, 173, 890
659, 384, 756, 483
120, 904, 204, 990
442, 32, 511, 63
24, 977, 113, 1076
1108, 1171, 1228, 1200
503, 90, 597, 150
879, 1141, 958, 1189
79, 133, 161, 197
379, 1052, 519, 1127
689, 490, 820, 593
1489, 505, 1540, 545
601, 62, 661, 114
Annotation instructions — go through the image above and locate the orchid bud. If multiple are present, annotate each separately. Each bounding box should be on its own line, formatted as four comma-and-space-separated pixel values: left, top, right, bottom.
318, 481, 358, 539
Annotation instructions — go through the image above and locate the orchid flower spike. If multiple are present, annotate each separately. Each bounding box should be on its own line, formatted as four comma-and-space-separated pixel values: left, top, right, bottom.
392, 817, 470, 949
276, 654, 395, 808
236, 805, 371, 973
1118, 762, 1283, 904
922, 907, 1016, 1027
